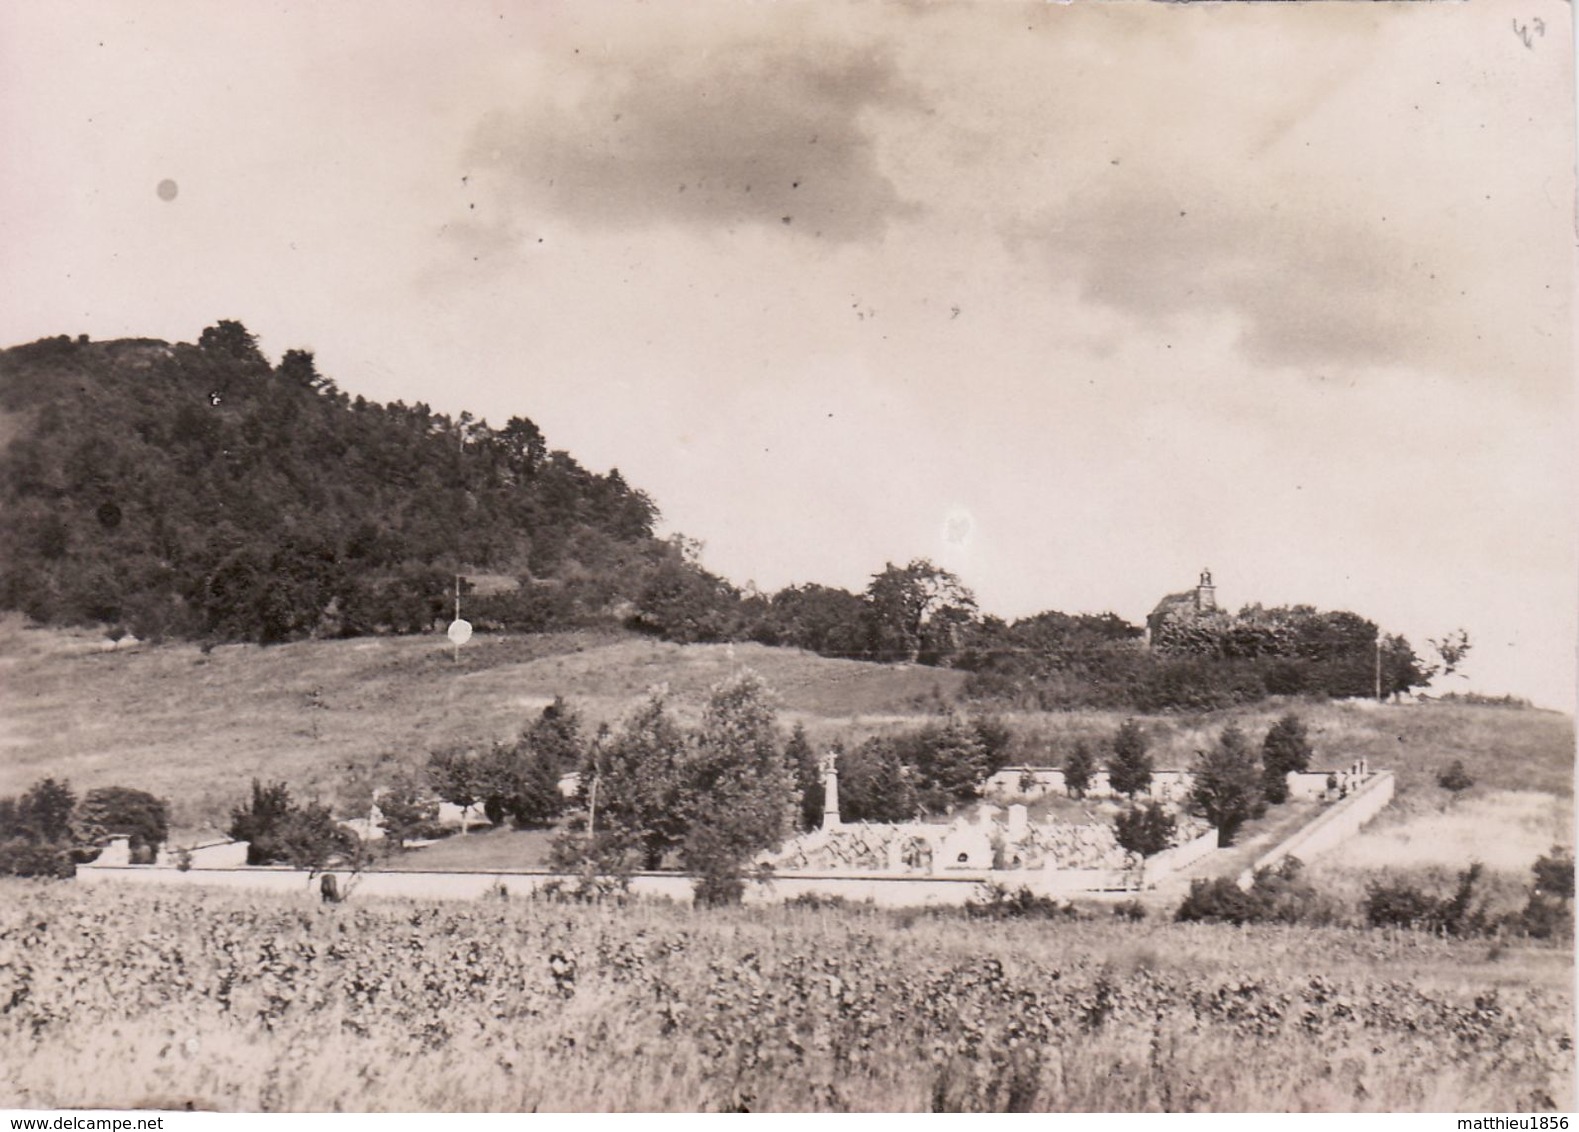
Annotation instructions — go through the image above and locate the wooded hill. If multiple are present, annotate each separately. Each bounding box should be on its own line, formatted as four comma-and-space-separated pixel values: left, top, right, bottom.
0, 323, 665, 643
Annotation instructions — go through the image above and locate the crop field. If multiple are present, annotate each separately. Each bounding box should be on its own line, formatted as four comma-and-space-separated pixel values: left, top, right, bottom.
0, 881, 1570, 1113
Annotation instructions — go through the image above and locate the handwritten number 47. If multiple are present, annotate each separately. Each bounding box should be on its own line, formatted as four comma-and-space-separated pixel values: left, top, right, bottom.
1513, 16, 1545, 49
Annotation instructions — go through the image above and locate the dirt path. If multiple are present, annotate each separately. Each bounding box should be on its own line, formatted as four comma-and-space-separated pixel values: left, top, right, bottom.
1142, 800, 1323, 907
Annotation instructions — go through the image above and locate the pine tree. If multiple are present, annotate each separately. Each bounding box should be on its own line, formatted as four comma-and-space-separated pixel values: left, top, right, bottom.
510, 751, 566, 827
785, 723, 823, 831
1064, 739, 1096, 799
1107, 720, 1152, 799
1192, 724, 1265, 846
1260, 713, 1313, 804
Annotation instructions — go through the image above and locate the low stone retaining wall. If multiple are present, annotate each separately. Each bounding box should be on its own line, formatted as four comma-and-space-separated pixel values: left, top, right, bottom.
1239, 770, 1396, 886
76, 862, 1153, 907
1144, 824, 1220, 880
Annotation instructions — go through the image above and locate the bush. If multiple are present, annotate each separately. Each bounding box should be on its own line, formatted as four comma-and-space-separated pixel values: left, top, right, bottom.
965, 883, 1080, 921
1112, 898, 1148, 923
0, 837, 75, 878
1508, 895, 1574, 941
786, 892, 849, 911
1363, 863, 1491, 936
537, 873, 630, 905
1114, 803, 1176, 858
1248, 857, 1343, 926
1176, 858, 1336, 926
692, 865, 746, 908
1175, 877, 1262, 925
1437, 760, 1474, 794
1362, 880, 1444, 930
1531, 846, 1574, 900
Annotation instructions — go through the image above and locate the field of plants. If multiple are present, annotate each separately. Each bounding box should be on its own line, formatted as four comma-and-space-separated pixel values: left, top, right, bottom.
1, 880, 1570, 1112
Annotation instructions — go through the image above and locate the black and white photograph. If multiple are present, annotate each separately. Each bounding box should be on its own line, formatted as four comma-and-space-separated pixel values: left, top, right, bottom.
0, 0, 1574, 1115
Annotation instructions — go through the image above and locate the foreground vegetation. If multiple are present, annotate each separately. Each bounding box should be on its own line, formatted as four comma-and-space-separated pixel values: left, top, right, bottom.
0, 882, 1569, 1112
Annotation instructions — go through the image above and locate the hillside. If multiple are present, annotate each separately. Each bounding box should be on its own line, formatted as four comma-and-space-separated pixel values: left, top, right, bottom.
0, 617, 1568, 847
0, 617, 967, 826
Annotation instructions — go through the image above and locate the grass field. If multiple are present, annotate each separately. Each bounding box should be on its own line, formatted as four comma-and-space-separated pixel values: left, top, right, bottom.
0, 617, 965, 827
0, 881, 1570, 1112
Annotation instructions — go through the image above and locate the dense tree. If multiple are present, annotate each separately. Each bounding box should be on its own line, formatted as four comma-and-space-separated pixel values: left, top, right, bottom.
753, 583, 869, 657
375, 771, 438, 847
228, 780, 297, 864
864, 559, 977, 664
226, 779, 361, 868
1260, 713, 1313, 804
78, 787, 169, 861
1532, 846, 1575, 901
523, 696, 585, 773
678, 671, 797, 902
197, 319, 265, 365
961, 600, 1431, 712
629, 543, 741, 644
1379, 634, 1430, 700
559, 673, 795, 897
1191, 725, 1265, 847
506, 749, 566, 827
1107, 720, 1152, 800
18, 778, 78, 844
970, 714, 1014, 776
581, 693, 690, 869
425, 747, 484, 829
839, 738, 919, 823
903, 714, 992, 812
0, 779, 79, 877
255, 802, 362, 870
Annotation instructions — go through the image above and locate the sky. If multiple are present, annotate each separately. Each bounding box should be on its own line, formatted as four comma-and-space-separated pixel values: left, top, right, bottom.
1, 0, 1574, 709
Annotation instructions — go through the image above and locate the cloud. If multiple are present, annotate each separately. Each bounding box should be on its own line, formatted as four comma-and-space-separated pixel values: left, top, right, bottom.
1033, 183, 1428, 372
465, 31, 919, 243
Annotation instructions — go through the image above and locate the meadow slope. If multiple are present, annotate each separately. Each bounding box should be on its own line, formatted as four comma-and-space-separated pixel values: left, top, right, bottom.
0, 616, 1570, 849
